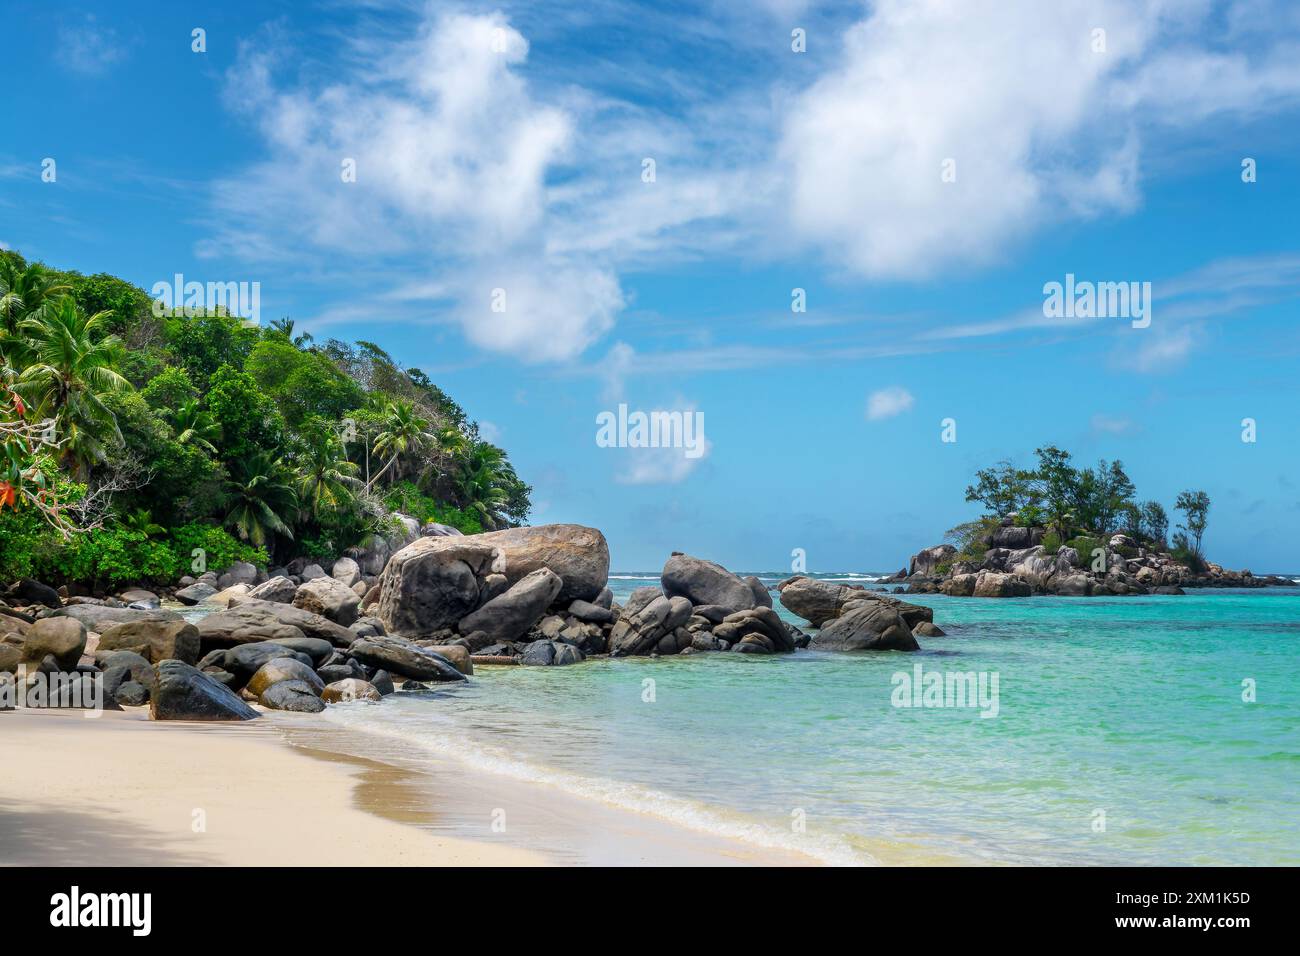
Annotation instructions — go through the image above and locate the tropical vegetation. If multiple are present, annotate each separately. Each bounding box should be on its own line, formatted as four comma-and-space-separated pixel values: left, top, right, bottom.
0, 249, 531, 587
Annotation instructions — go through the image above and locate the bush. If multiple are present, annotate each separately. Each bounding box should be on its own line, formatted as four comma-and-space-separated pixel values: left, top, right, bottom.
383, 482, 484, 534
1041, 531, 1061, 555
1065, 536, 1104, 568
169, 522, 268, 577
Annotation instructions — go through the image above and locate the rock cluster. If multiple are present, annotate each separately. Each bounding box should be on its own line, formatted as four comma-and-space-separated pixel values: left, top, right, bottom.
776, 576, 937, 651
892, 519, 1292, 598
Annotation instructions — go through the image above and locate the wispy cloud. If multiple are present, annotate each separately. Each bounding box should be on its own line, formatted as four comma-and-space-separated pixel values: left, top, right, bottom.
866, 386, 915, 421
56, 14, 125, 75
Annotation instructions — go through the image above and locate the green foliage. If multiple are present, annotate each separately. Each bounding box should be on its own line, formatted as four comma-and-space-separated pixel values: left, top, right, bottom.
1174, 489, 1210, 557
1065, 536, 1104, 565
1041, 531, 1061, 555
205, 364, 284, 463
2, 247, 533, 586
383, 481, 484, 534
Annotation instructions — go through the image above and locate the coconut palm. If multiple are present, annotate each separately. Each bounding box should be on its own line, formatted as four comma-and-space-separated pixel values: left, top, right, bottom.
223, 451, 298, 548
454, 441, 510, 529
269, 316, 314, 349
0, 257, 70, 336
366, 399, 434, 491
16, 297, 131, 477
295, 427, 361, 519
170, 399, 222, 454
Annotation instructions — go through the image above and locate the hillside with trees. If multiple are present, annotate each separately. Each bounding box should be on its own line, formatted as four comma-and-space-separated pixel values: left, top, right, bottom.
0, 249, 530, 590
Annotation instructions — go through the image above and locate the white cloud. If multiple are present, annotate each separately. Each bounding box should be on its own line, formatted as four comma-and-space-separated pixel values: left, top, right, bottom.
57, 15, 125, 75
866, 386, 915, 421
777, 0, 1300, 280
1118, 324, 1201, 373
1090, 413, 1139, 436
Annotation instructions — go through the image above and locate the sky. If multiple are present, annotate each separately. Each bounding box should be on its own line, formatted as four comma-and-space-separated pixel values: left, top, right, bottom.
3, 0, 1300, 572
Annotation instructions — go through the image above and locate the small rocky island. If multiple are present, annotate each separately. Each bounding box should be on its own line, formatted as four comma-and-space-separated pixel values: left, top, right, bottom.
2, 521, 945, 722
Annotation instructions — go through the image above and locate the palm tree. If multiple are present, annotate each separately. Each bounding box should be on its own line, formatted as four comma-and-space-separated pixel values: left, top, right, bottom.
170, 399, 221, 454
269, 316, 313, 349
17, 297, 131, 477
121, 507, 166, 538
295, 429, 361, 519
454, 441, 510, 529
223, 451, 298, 548
0, 258, 70, 336
366, 399, 434, 491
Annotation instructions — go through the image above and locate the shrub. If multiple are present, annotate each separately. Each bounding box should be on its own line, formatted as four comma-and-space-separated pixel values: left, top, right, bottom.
1065, 536, 1104, 568
383, 482, 484, 534
1041, 531, 1061, 555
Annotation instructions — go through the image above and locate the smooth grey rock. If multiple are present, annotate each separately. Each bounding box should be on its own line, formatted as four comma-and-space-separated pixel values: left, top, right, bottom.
151, 660, 260, 721
458, 568, 563, 643
661, 554, 755, 612
348, 635, 467, 683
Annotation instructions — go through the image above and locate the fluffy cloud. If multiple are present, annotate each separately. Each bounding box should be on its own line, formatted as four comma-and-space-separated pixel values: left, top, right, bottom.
777, 0, 1300, 280
866, 386, 914, 421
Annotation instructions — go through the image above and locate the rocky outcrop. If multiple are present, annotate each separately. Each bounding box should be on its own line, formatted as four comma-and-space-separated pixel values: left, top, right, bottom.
812, 600, 918, 652
661, 554, 756, 612
609, 592, 694, 657
472, 524, 610, 604
378, 539, 500, 637
151, 660, 260, 721
457, 568, 563, 643
348, 635, 468, 683
195, 599, 355, 651
909, 544, 956, 577
777, 577, 862, 627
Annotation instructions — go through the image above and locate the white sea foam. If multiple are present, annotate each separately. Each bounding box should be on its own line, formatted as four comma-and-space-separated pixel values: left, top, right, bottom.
319, 705, 873, 866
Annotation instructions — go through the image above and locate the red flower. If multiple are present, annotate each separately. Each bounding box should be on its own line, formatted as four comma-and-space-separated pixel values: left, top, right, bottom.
0, 481, 16, 509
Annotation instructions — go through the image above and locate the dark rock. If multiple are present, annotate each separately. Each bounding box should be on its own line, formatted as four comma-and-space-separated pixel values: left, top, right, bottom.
458, 568, 563, 642
151, 660, 260, 721
196, 599, 355, 650
21, 618, 87, 669
260, 679, 327, 713
743, 576, 773, 609
11, 578, 62, 608
379, 539, 500, 636
348, 635, 468, 683
114, 680, 149, 706
175, 582, 218, 605
812, 602, 919, 651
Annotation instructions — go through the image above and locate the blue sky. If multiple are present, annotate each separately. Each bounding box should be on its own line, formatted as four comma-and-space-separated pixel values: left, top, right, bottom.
4, 0, 1300, 571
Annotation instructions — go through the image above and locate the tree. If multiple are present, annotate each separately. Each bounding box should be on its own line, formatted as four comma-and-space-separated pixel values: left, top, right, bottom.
367, 399, 434, 491
1089, 459, 1136, 538
204, 364, 284, 463
1139, 501, 1168, 548
293, 420, 361, 521
454, 441, 511, 529
16, 297, 132, 477
964, 460, 1038, 518
268, 316, 313, 348
1031, 445, 1079, 540
223, 452, 298, 549
169, 399, 222, 455
1174, 490, 1210, 557
1, 255, 70, 338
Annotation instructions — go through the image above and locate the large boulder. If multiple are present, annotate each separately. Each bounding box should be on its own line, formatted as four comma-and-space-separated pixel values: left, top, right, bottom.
972, 571, 1032, 598
777, 577, 860, 627
293, 576, 361, 627
248, 576, 298, 604
216, 561, 259, 590
909, 544, 957, 577
97, 620, 201, 665
939, 573, 978, 596
9, 578, 61, 609
322, 679, 382, 703
471, 524, 609, 604
661, 554, 755, 612
812, 602, 919, 651
457, 568, 563, 643
100, 650, 157, 699
331, 557, 362, 588
151, 660, 260, 721
175, 582, 218, 605
260, 680, 327, 713
21, 618, 87, 669
712, 606, 796, 653
378, 540, 500, 637
246, 657, 325, 699
196, 599, 356, 651
47, 605, 182, 632
348, 635, 468, 683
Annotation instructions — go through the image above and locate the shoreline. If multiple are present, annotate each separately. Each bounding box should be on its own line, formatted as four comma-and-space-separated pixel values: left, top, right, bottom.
0, 707, 833, 867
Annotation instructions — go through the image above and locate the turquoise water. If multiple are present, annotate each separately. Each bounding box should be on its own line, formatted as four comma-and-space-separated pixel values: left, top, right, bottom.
322, 573, 1300, 865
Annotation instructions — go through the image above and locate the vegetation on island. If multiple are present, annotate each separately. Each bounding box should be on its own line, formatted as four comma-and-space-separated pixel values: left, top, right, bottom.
947, 445, 1210, 572
0, 250, 531, 589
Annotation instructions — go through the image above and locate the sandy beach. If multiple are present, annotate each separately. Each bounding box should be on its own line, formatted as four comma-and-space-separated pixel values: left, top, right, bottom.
0, 708, 818, 867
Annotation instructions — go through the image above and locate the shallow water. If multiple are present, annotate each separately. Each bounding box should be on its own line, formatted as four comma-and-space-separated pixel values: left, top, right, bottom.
314, 574, 1300, 864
